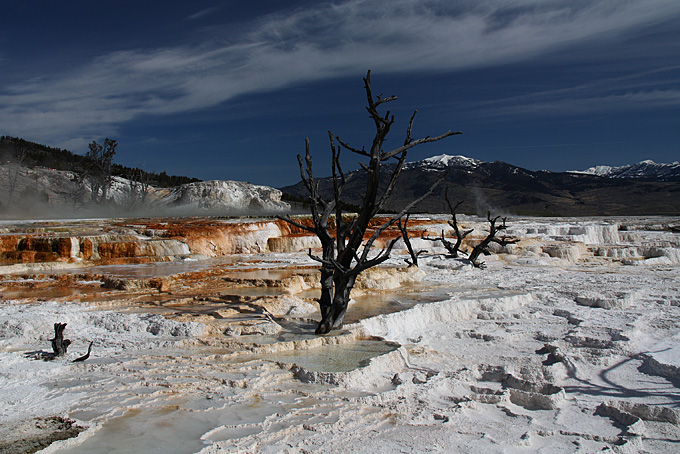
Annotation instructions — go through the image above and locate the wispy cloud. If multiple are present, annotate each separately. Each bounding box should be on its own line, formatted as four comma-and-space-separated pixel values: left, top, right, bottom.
475, 65, 680, 116
492, 89, 680, 116
1, 0, 679, 147
186, 6, 220, 21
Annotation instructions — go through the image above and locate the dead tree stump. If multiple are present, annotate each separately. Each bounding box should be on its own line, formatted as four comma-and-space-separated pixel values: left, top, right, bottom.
51, 323, 71, 357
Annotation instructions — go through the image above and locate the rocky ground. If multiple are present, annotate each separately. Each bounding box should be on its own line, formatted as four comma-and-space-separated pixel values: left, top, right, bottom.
1, 215, 679, 453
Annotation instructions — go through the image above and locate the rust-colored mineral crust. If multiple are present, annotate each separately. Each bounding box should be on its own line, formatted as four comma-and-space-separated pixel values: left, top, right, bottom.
0, 216, 440, 267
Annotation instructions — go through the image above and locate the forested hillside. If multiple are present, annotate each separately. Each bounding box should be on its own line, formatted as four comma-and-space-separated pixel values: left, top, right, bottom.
0, 136, 200, 187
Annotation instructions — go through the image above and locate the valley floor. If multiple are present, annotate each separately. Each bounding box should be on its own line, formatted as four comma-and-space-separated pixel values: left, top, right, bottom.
1, 216, 679, 453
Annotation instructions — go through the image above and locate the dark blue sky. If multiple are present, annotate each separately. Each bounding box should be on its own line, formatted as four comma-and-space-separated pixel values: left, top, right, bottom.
2, 1, 679, 187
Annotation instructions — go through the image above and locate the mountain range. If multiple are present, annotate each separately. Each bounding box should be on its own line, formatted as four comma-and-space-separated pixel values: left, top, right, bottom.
2, 133, 678, 217
569, 159, 680, 181
281, 154, 680, 216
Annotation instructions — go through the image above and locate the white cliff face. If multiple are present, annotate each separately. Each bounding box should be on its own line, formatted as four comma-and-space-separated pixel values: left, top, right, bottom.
159, 180, 289, 214
0, 165, 290, 217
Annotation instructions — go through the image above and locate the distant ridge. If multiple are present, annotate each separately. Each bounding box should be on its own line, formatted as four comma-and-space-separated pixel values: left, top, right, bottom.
404, 154, 482, 170
281, 154, 680, 216
570, 160, 680, 182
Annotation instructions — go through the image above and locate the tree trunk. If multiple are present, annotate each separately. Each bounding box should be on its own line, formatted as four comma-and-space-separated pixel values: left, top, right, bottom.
316, 275, 356, 334
316, 265, 334, 334
469, 235, 494, 264
398, 214, 422, 266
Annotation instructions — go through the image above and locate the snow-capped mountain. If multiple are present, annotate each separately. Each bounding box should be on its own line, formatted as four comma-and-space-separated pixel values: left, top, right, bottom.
408, 154, 680, 182
571, 160, 680, 181
405, 154, 482, 170
282, 154, 680, 216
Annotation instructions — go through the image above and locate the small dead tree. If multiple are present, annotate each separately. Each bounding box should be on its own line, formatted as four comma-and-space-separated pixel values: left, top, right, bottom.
85, 138, 117, 203
25, 322, 93, 362
67, 169, 88, 209
444, 192, 474, 258
280, 71, 460, 334
422, 189, 473, 258
468, 212, 519, 268
51, 323, 93, 362
397, 214, 425, 267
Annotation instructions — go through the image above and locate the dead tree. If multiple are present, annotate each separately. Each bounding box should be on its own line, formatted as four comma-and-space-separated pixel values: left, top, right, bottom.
422, 190, 473, 258
280, 70, 460, 334
51, 323, 71, 357
124, 166, 152, 210
85, 138, 117, 203
67, 169, 88, 209
468, 212, 519, 268
397, 214, 425, 267
24, 323, 93, 362
422, 230, 462, 257
443, 191, 474, 257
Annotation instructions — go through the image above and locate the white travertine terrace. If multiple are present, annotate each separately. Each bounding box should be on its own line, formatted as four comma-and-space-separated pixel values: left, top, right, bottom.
1, 216, 679, 453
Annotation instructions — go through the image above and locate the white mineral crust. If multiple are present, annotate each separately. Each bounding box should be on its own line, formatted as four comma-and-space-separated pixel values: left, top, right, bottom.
1, 216, 679, 453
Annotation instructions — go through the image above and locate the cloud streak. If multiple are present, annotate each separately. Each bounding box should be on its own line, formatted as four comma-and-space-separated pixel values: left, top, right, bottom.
474, 65, 680, 116
2, 0, 679, 146
186, 6, 221, 21
490, 89, 680, 117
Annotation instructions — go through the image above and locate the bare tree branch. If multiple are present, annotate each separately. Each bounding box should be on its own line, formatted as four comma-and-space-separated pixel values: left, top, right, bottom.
381, 131, 462, 161
361, 175, 443, 261
277, 215, 315, 234
336, 136, 371, 158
